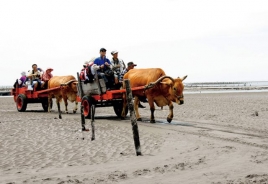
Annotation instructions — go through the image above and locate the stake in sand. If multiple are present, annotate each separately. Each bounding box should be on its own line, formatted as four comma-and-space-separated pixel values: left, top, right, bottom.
124, 79, 142, 156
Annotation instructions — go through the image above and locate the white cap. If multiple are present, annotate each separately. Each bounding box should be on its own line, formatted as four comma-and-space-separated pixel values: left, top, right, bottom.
111, 50, 118, 55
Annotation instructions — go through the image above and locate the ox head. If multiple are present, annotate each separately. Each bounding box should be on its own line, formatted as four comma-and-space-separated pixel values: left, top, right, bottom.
61, 80, 78, 93
70, 81, 78, 93
161, 75, 187, 105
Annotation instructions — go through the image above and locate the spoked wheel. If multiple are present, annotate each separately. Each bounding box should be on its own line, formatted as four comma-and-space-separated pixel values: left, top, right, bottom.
113, 100, 128, 117
16, 94, 27, 112
82, 96, 91, 119
42, 98, 53, 112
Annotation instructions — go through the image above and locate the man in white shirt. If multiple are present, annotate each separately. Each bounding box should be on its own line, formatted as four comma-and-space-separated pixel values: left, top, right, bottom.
27, 64, 43, 90
110, 50, 126, 84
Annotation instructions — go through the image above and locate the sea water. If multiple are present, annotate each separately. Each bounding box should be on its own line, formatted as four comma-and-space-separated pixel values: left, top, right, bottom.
184, 81, 268, 87
184, 81, 268, 94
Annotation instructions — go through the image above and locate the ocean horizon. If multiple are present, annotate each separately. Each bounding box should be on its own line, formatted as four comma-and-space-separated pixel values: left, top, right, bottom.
185, 81, 268, 87
1, 81, 268, 96
1, 81, 268, 90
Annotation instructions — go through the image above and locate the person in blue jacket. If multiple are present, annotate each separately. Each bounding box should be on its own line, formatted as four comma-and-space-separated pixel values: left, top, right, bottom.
94, 48, 113, 89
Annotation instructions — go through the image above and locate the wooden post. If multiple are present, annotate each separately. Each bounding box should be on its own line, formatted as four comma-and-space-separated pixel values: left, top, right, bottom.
124, 79, 142, 156
91, 104, 95, 141
76, 72, 87, 131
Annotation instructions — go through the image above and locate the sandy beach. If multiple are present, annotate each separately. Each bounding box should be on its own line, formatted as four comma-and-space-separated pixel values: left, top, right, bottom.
1, 91, 268, 184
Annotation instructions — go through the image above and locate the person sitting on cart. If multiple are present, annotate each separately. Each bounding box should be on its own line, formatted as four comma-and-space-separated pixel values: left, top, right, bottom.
120, 61, 137, 82
13, 71, 27, 88
81, 59, 95, 83
79, 62, 87, 81
27, 64, 43, 91
93, 48, 114, 89
120, 62, 146, 108
110, 50, 126, 85
41, 67, 53, 89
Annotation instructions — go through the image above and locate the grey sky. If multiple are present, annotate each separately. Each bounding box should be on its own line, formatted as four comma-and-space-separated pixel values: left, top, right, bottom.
0, 0, 268, 86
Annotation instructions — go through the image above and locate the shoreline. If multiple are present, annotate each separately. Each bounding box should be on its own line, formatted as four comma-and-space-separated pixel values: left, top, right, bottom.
2, 87, 268, 97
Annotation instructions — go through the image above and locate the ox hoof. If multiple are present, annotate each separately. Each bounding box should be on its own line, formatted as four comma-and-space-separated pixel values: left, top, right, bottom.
66, 111, 69, 114
137, 118, 142, 121
59, 116, 62, 119
73, 110, 77, 114
150, 120, 156, 123
167, 118, 172, 123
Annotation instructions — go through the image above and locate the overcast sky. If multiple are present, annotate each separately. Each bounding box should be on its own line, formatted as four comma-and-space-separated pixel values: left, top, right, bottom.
0, 0, 268, 86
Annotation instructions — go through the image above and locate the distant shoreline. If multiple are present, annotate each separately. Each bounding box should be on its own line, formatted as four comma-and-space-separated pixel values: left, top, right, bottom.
2, 87, 268, 97
185, 85, 268, 90
0, 91, 11, 96
1, 81, 268, 96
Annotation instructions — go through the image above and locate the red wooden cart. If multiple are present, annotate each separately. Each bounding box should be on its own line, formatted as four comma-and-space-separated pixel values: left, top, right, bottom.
76, 74, 146, 119
11, 85, 60, 112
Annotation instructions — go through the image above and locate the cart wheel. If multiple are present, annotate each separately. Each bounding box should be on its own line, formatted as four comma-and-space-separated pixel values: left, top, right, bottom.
42, 99, 53, 112
113, 100, 128, 117
16, 94, 27, 112
82, 96, 91, 119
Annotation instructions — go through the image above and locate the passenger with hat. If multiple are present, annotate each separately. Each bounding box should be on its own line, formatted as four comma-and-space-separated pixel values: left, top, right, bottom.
110, 50, 126, 85
93, 48, 113, 89
120, 61, 146, 108
41, 68, 53, 88
13, 71, 27, 88
120, 61, 137, 81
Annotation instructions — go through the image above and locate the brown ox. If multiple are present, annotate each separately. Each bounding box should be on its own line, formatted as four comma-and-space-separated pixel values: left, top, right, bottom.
48, 75, 78, 119
121, 68, 187, 123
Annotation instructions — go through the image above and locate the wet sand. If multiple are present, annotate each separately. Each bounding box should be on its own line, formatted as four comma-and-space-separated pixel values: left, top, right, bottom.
1, 92, 268, 184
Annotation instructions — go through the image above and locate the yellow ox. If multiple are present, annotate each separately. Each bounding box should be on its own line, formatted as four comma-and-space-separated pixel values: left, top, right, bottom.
48, 75, 78, 119
121, 68, 187, 123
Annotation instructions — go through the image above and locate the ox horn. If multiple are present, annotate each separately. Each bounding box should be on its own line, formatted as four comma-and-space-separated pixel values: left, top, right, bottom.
61, 79, 78, 86
178, 75, 187, 81
145, 75, 174, 90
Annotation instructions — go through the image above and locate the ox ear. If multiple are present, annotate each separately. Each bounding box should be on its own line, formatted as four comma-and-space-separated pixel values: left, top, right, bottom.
178, 75, 187, 81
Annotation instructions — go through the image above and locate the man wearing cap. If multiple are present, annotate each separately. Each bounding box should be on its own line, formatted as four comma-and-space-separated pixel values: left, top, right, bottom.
94, 48, 113, 88
110, 50, 126, 84
121, 62, 146, 108
120, 61, 137, 80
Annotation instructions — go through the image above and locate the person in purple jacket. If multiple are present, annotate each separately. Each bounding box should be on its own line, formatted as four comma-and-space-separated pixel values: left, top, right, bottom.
14, 71, 27, 88
19, 71, 27, 87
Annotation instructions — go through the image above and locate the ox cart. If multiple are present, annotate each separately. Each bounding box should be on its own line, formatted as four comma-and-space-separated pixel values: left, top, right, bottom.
11, 85, 58, 112
76, 73, 148, 119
